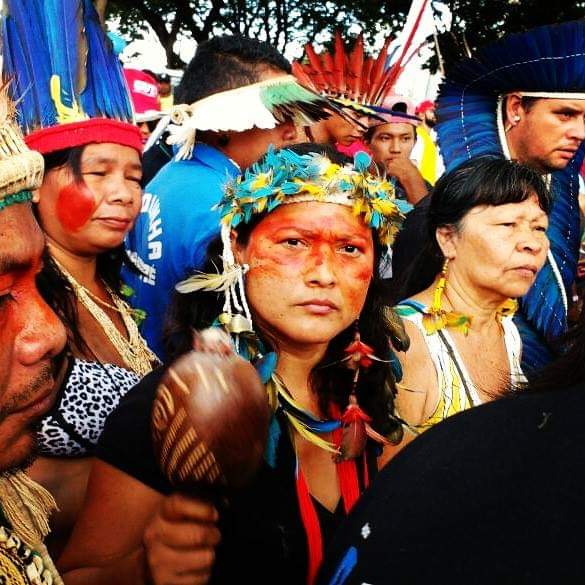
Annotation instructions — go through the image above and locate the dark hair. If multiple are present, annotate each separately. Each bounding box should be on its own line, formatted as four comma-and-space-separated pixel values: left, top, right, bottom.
164, 144, 401, 441
501, 95, 541, 124
364, 122, 417, 143
394, 155, 551, 301
175, 35, 291, 105
35, 145, 135, 352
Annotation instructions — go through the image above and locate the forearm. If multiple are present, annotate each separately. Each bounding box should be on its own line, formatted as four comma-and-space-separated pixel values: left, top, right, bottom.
400, 173, 428, 205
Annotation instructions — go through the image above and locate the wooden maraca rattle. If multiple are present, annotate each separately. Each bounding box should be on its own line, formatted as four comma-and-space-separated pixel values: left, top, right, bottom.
151, 329, 271, 492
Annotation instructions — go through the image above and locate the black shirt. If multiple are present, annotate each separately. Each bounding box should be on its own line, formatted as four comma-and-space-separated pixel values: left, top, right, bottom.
98, 368, 375, 584
318, 383, 585, 585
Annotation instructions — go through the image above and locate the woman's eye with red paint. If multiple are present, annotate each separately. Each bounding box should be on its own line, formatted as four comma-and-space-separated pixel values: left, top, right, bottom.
0, 291, 14, 307
340, 244, 363, 257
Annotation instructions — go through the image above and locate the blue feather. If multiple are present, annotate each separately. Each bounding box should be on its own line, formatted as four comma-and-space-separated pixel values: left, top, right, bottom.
43, 0, 84, 114
255, 351, 277, 384
81, 0, 133, 120
2, 0, 134, 132
513, 312, 553, 373
2, 0, 55, 132
263, 416, 281, 468
327, 546, 358, 585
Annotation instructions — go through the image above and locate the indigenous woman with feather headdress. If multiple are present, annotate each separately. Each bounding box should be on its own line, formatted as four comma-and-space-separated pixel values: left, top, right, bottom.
58, 144, 406, 584
1, 0, 159, 554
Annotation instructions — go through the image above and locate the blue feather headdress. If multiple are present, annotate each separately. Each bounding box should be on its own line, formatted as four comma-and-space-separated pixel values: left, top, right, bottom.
2, 0, 142, 154
435, 20, 585, 370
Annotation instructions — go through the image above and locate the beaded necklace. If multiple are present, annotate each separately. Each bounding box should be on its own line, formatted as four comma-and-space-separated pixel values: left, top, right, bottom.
54, 259, 157, 377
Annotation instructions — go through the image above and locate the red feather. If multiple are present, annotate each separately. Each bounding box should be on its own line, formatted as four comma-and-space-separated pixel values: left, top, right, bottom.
291, 61, 316, 91
365, 36, 392, 104
360, 58, 373, 99
347, 34, 364, 100
333, 31, 346, 96
321, 52, 335, 87
304, 43, 327, 91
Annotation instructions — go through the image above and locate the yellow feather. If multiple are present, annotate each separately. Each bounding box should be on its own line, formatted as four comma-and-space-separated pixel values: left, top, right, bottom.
285, 413, 339, 454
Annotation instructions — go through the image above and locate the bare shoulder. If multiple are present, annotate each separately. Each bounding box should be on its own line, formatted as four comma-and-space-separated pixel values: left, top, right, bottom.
394, 316, 438, 426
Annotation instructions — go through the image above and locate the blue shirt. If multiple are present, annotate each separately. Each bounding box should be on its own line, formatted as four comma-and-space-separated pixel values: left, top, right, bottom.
124, 143, 240, 358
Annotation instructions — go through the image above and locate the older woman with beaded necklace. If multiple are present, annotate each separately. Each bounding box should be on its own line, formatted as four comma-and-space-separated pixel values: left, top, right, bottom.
392, 157, 550, 440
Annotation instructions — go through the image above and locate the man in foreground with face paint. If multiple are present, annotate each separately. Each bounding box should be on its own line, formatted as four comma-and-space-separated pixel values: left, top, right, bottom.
0, 84, 68, 582
392, 20, 585, 371
125, 34, 332, 358
2, 0, 159, 554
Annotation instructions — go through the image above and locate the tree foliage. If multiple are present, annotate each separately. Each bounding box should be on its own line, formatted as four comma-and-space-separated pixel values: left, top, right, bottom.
105, 0, 585, 70
432, 0, 585, 73
106, 0, 411, 68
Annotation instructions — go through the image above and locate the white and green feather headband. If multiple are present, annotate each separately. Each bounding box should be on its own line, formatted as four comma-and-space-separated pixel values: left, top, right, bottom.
167, 75, 332, 160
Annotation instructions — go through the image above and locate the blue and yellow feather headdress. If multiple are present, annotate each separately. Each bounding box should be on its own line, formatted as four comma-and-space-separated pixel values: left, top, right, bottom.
2, 0, 142, 154
435, 20, 585, 370
176, 148, 403, 334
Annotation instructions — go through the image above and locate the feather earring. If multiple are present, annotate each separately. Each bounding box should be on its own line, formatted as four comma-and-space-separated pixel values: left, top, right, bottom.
337, 322, 390, 461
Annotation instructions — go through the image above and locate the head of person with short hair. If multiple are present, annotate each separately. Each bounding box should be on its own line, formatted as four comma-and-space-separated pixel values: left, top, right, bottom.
124, 68, 162, 144
365, 96, 428, 205
366, 97, 421, 170
503, 95, 585, 174
157, 73, 172, 98
170, 34, 331, 169
416, 99, 437, 130
433, 20, 585, 368
0, 92, 67, 473
0, 83, 66, 582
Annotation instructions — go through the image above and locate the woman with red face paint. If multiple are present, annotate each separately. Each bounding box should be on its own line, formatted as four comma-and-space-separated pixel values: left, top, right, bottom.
58, 144, 407, 585
28, 146, 158, 554
1, 0, 159, 559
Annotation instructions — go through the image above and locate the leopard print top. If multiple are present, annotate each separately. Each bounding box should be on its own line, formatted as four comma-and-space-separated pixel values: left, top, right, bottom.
38, 359, 141, 457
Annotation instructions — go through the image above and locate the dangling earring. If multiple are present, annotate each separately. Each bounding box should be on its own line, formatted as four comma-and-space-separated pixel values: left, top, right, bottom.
337, 321, 390, 461
431, 257, 449, 315
422, 257, 471, 335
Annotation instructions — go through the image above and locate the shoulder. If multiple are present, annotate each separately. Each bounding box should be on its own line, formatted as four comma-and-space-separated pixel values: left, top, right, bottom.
97, 367, 172, 495
147, 158, 223, 192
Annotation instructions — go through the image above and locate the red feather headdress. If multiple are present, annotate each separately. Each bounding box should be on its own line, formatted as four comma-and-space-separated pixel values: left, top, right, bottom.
293, 32, 410, 113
